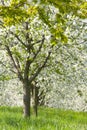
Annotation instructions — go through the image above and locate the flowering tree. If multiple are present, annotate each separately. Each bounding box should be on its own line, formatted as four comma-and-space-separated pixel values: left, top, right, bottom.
41, 18, 87, 111
0, 0, 87, 118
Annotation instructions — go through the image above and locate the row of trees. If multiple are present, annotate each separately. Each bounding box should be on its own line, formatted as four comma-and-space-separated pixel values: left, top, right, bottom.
0, 0, 87, 117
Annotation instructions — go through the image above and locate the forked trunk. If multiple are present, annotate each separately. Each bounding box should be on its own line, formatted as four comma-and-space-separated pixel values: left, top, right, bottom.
23, 82, 31, 118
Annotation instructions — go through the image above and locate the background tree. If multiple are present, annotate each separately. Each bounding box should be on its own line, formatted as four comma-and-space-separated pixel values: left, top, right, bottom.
40, 17, 87, 110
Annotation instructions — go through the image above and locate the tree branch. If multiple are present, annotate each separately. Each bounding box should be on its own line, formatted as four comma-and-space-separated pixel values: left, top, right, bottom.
24, 22, 34, 53
0, 71, 7, 76
32, 39, 45, 46
5, 45, 23, 81
10, 31, 27, 48
0, 60, 17, 74
29, 50, 52, 82
15, 57, 21, 72
31, 35, 45, 63
1, 0, 5, 5
24, 56, 31, 81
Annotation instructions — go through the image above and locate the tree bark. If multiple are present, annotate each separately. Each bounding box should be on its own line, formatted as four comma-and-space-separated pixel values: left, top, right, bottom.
23, 81, 31, 118
33, 86, 38, 117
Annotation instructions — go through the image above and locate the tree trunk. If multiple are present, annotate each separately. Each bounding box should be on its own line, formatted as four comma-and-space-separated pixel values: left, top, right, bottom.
31, 83, 38, 117
33, 86, 38, 117
23, 81, 31, 118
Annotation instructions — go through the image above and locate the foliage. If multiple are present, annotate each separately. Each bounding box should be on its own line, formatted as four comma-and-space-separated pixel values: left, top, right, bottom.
0, 0, 87, 44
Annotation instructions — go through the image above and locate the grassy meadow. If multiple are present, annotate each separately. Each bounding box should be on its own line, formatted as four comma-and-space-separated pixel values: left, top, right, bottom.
0, 106, 87, 130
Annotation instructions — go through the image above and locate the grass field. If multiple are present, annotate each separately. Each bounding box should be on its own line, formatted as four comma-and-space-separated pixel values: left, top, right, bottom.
0, 106, 87, 130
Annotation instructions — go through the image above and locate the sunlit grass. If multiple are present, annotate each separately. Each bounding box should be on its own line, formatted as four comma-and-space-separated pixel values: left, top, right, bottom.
0, 106, 87, 130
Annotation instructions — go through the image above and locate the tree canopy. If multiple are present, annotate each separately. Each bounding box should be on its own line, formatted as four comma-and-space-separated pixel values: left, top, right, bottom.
0, 0, 87, 118
0, 0, 87, 44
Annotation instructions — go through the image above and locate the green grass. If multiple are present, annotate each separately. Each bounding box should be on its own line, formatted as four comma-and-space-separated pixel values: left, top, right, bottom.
0, 106, 87, 130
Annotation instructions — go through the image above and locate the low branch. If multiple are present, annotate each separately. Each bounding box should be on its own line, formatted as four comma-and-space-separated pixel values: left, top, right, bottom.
29, 50, 51, 82
5, 45, 23, 81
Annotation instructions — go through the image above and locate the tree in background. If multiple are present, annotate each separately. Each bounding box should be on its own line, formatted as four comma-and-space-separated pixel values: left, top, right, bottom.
41, 18, 87, 110
0, 0, 87, 118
